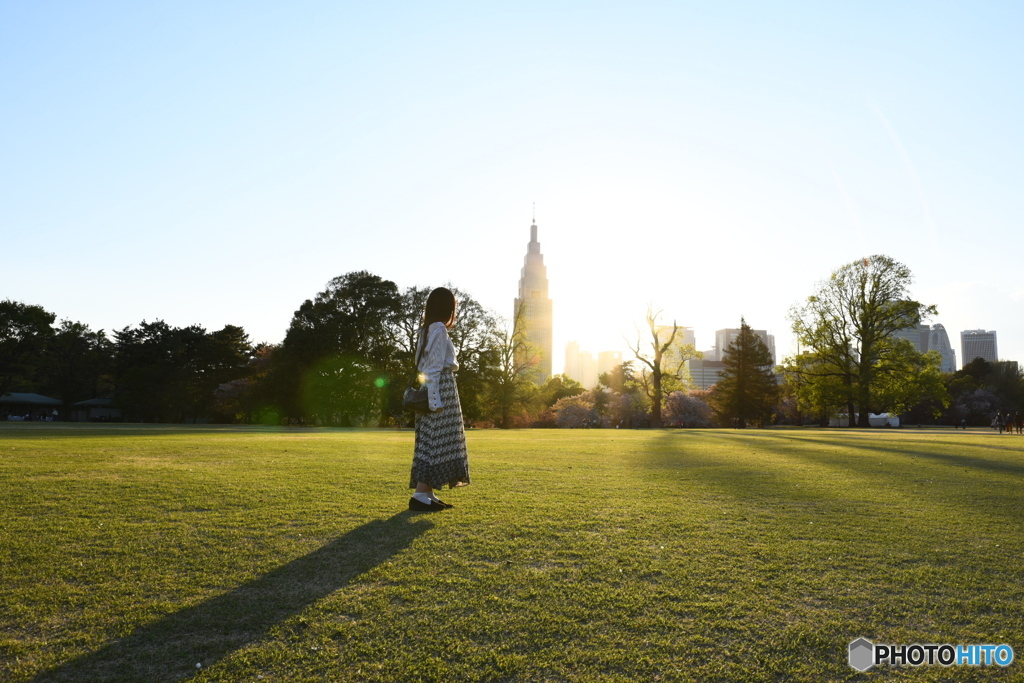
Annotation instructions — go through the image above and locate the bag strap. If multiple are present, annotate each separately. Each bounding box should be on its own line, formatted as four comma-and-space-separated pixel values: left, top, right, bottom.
414, 325, 428, 369
406, 328, 427, 390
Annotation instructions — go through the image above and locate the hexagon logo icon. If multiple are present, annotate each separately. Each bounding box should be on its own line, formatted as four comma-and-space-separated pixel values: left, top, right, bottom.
849, 638, 875, 671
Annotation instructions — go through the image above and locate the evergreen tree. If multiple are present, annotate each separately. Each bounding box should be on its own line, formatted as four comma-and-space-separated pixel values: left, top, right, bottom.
714, 319, 778, 428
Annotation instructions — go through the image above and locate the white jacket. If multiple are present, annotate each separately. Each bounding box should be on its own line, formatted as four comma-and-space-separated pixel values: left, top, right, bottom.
418, 322, 459, 411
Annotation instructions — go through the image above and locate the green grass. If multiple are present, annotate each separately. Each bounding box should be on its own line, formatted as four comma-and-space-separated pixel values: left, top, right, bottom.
1, 424, 1022, 682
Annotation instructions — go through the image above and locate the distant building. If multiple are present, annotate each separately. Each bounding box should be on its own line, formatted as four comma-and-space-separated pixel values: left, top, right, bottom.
565, 342, 615, 389
597, 351, 623, 382
686, 358, 726, 390
72, 398, 122, 422
961, 329, 998, 365
0, 393, 61, 421
580, 353, 596, 389
928, 324, 956, 373
565, 341, 581, 383
894, 323, 929, 353
565, 341, 598, 389
712, 328, 776, 366
514, 219, 553, 382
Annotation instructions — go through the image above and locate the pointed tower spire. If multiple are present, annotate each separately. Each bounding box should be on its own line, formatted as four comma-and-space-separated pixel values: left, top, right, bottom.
514, 212, 553, 382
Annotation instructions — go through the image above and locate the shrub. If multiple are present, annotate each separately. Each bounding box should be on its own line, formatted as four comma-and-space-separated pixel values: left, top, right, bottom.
662, 390, 715, 428
552, 394, 599, 428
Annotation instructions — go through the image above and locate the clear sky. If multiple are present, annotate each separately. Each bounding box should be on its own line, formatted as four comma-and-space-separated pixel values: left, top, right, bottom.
3, 2, 1022, 374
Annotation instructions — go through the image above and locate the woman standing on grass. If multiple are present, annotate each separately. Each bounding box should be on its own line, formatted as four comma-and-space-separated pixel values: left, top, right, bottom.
409, 287, 470, 512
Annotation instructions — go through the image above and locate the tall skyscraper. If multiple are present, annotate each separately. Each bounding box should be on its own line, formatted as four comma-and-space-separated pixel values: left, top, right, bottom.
961, 329, 998, 365
514, 218, 553, 382
928, 324, 956, 372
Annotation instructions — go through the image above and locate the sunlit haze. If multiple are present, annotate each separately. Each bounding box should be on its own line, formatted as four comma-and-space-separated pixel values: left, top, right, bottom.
3, 3, 1022, 373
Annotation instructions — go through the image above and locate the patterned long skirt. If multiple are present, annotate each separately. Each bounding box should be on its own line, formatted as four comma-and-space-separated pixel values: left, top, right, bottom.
410, 368, 470, 489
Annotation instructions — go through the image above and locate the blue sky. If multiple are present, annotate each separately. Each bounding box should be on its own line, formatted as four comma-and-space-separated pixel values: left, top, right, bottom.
3, 2, 1022, 372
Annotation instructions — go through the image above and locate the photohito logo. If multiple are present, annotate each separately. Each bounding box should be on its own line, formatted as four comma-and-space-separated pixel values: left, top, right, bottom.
849, 638, 1014, 671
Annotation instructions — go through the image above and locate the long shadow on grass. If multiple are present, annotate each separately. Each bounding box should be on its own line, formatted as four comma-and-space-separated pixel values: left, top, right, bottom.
650, 430, 1024, 525
755, 430, 1024, 478
32, 512, 432, 683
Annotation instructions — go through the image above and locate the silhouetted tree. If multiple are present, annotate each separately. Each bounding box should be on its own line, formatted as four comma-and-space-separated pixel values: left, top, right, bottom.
40, 320, 113, 410
0, 300, 55, 395
942, 358, 1024, 425
113, 321, 252, 422
276, 271, 402, 425
627, 307, 699, 428
711, 319, 778, 428
483, 303, 537, 428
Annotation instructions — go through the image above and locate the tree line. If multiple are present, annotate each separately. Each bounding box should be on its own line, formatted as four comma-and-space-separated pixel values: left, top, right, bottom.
3, 256, 1021, 428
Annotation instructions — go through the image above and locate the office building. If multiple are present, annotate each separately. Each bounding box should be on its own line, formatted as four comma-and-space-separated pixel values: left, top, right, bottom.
928, 324, 956, 373
597, 351, 623, 381
894, 323, 929, 353
565, 343, 617, 389
713, 328, 776, 366
961, 329, 998, 365
514, 219, 553, 382
686, 358, 726, 390
564, 342, 598, 389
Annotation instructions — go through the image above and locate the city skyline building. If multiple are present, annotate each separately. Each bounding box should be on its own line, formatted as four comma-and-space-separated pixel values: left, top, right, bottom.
564, 343, 620, 389
686, 358, 726, 391
597, 350, 623, 380
564, 341, 596, 389
565, 341, 582, 384
712, 327, 776, 366
928, 323, 957, 373
894, 323, 929, 354
961, 329, 998, 365
514, 218, 553, 382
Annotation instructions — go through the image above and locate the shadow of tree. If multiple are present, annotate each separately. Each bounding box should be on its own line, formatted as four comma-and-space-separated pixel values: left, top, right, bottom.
647, 429, 1024, 524
32, 512, 432, 682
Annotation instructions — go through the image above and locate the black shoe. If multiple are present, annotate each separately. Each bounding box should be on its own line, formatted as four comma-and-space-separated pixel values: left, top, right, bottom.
432, 498, 454, 509
408, 497, 446, 512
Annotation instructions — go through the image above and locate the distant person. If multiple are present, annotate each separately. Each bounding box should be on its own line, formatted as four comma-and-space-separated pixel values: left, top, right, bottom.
408, 287, 470, 512
960, 418, 967, 430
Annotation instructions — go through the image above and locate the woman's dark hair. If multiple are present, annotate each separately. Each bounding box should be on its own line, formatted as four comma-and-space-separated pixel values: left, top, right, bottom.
423, 287, 457, 329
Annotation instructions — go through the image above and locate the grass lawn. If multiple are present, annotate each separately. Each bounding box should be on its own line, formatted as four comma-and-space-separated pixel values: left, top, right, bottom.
1, 424, 1022, 682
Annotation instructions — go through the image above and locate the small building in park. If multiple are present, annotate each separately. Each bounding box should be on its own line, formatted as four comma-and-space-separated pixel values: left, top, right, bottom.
72, 398, 122, 422
1, 393, 62, 421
